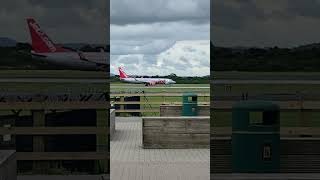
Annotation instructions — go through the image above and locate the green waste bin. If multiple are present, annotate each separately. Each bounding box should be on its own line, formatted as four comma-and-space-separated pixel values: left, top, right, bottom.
232, 100, 280, 173
182, 92, 198, 116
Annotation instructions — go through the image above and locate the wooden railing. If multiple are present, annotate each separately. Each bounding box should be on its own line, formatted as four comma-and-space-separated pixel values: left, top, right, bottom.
110, 92, 210, 113
0, 100, 109, 173
212, 100, 320, 111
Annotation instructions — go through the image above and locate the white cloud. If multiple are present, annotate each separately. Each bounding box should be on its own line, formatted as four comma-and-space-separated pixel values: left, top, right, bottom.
111, 40, 210, 77
110, 0, 210, 77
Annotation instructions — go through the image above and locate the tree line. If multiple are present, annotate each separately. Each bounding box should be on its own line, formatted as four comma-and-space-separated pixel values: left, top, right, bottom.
0, 43, 109, 70
211, 42, 320, 71
110, 73, 209, 84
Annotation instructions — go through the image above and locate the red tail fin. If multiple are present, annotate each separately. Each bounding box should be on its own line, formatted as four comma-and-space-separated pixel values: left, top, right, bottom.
118, 67, 129, 79
27, 18, 69, 53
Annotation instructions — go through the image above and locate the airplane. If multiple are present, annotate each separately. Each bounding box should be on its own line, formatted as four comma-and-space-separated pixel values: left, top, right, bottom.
26, 18, 108, 71
118, 67, 176, 86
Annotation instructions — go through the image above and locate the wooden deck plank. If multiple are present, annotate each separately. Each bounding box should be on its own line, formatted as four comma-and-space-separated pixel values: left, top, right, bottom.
110, 117, 209, 180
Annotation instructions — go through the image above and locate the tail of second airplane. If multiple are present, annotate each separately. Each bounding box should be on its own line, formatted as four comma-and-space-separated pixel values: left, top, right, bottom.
27, 18, 70, 53
118, 67, 129, 79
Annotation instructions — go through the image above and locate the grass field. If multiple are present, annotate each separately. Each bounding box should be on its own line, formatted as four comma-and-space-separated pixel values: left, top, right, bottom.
0, 70, 106, 79
111, 83, 210, 116
111, 83, 209, 93
0, 82, 107, 93
0, 70, 107, 93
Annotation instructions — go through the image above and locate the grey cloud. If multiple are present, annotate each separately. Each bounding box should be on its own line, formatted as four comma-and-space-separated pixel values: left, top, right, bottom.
180, 56, 189, 62
183, 46, 197, 52
111, 22, 209, 41
212, 0, 268, 29
111, 40, 175, 55
141, 55, 158, 66
111, 0, 210, 25
117, 57, 138, 65
212, 0, 320, 47
0, 0, 108, 43
27, 0, 100, 9
287, 0, 320, 18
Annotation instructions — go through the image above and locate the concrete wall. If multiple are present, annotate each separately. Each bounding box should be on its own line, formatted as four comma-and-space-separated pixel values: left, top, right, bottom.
0, 150, 16, 180
110, 109, 116, 140
160, 105, 209, 116
143, 117, 209, 149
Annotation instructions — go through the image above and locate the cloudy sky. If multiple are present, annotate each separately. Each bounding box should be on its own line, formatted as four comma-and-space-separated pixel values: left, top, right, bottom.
212, 0, 320, 48
110, 0, 210, 77
0, 0, 108, 44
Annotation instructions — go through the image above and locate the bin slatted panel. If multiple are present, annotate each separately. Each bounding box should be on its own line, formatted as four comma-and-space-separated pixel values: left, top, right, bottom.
280, 139, 320, 173
281, 139, 320, 154
211, 138, 232, 173
211, 138, 320, 173
211, 137, 231, 155
281, 155, 320, 172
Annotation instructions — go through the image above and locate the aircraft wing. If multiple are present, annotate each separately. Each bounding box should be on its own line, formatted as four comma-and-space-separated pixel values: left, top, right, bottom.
86, 57, 108, 65
78, 51, 108, 65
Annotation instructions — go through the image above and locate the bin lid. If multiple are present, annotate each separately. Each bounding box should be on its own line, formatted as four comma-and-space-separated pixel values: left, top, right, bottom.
183, 92, 197, 97
233, 100, 279, 111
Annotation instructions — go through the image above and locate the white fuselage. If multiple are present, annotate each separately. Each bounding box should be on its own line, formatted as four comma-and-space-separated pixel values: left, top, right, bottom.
32, 51, 109, 71
120, 77, 176, 85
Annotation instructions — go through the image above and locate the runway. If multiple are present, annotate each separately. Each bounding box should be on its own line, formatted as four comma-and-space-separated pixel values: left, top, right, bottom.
111, 86, 209, 89
0, 78, 108, 83
213, 72, 320, 84
212, 80, 320, 85
213, 72, 320, 81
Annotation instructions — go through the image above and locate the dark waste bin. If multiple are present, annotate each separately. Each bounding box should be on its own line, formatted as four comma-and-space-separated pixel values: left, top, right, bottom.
182, 92, 198, 116
232, 100, 280, 173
